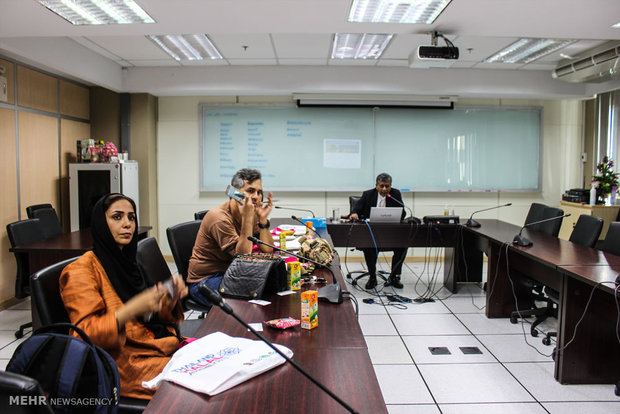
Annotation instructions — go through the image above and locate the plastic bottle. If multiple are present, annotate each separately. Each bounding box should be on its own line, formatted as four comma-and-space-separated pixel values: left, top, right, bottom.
589, 184, 597, 205
305, 221, 314, 239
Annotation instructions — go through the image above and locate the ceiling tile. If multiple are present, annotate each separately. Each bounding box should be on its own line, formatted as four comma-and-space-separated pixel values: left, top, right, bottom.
227, 58, 278, 65
210, 34, 274, 59
376, 59, 409, 67
271, 34, 331, 59
380, 34, 431, 59
85, 36, 170, 60
451, 36, 520, 63
126, 59, 181, 67
278, 58, 327, 66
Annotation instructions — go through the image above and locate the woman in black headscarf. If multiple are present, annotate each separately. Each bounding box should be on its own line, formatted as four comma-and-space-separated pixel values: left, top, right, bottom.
60, 193, 187, 400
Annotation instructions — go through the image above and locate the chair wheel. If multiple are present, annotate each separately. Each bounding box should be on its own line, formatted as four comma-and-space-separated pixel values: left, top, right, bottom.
15, 330, 23, 339
552, 347, 557, 361
531, 329, 539, 337
542, 337, 551, 346
510, 316, 518, 324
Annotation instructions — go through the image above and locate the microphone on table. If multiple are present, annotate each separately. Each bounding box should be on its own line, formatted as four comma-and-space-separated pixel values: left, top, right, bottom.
386, 194, 419, 224
291, 215, 323, 239
274, 206, 315, 218
466, 203, 513, 227
197, 283, 357, 413
248, 236, 342, 304
513, 213, 571, 247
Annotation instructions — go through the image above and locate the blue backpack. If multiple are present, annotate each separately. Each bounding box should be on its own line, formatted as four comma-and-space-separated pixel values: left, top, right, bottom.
7, 323, 119, 413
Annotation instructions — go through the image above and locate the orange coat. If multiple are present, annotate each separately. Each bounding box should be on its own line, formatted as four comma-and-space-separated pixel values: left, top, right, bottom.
60, 251, 184, 400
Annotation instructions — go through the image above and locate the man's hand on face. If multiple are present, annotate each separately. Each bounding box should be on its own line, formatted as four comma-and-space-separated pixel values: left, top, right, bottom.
256, 192, 273, 223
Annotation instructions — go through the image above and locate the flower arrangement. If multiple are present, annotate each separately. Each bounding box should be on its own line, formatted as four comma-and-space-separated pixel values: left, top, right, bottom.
592, 156, 619, 204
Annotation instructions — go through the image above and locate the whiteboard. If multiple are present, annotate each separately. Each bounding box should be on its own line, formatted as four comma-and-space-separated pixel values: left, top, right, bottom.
200, 105, 541, 192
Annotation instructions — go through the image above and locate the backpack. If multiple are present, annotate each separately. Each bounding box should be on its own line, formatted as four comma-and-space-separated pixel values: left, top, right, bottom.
6, 323, 119, 414
297, 236, 334, 266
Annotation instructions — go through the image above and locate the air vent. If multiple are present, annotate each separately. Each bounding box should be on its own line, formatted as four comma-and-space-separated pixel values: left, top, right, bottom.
552, 41, 620, 83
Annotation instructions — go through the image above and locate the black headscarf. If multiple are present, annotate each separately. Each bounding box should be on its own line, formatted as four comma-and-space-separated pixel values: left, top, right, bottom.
91, 193, 174, 339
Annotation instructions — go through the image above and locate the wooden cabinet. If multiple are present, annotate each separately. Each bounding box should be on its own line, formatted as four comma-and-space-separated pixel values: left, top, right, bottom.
558, 201, 620, 240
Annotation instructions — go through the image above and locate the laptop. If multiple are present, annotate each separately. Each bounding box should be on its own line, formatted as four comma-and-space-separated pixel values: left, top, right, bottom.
369, 207, 403, 223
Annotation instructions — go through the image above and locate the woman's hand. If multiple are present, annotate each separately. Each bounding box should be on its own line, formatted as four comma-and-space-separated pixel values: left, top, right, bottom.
115, 285, 164, 328
162, 274, 188, 309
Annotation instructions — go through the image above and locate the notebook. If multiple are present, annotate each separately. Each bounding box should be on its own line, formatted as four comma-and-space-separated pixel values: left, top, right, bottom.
369, 207, 403, 223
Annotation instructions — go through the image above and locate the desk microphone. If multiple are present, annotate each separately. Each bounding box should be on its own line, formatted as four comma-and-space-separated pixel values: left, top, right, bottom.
513, 213, 571, 246
466, 203, 512, 227
386, 194, 418, 223
248, 236, 342, 304
197, 283, 357, 413
291, 215, 323, 239
274, 206, 315, 218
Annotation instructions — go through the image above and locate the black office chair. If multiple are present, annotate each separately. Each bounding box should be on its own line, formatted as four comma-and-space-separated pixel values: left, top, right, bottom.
0, 371, 53, 414
194, 210, 209, 221
510, 204, 565, 336
26, 204, 62, 240
166, 221, 211, 318
6, 219, 46, 338
601, 221, 620, 256
344, 196, 389, 287
30, 258, 147, 414
539, 215, 604, 346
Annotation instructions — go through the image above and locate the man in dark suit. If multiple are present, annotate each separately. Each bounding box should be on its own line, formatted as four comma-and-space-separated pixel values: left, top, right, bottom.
350, 173, 407, 290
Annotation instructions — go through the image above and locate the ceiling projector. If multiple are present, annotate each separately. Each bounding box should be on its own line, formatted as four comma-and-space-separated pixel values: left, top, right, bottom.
417, 45, 459, 60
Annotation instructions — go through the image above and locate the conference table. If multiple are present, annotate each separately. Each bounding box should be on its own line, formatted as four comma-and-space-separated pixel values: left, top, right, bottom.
145, 233, 387, 414
328, 219, 620, 384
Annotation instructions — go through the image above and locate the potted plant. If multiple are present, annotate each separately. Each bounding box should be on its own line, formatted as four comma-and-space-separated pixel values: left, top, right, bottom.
592, 156, 619, 204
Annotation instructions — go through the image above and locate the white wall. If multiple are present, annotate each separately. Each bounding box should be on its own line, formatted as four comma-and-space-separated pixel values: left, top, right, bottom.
157, 95, 584, 256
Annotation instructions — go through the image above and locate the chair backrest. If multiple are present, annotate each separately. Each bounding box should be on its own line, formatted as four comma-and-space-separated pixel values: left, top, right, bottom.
30, 257, 79, 327
137, 237, 172, 284
0, 371, 53, 414
569, 215, 604, 248
194, 210, 209, 221
166, 220, 201, 280
30, 207, 62, 240
524, 202, 546, 226
6, 219, 45, 299
26, 203, 53, 218
349, 196, 361, 215
601, 221, 620, 256
525, 203, 564, 236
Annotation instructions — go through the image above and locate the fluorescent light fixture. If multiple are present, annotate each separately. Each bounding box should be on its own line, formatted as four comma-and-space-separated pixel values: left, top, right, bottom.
37, 0, 154, 25
484, 38, 577, 64
332, 33, 393, 59
149, 34, 223, 61
348, 0, 452, 24
612, 22, 620, 29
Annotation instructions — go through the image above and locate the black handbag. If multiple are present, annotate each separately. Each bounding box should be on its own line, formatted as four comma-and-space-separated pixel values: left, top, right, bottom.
219, 254, 288, 299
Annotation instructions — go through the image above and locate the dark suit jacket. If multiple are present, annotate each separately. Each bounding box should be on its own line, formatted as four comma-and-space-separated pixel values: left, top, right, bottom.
351, 188, 406, 220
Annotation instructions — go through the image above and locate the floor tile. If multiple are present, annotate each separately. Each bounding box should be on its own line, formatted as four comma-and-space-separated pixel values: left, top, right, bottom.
0, 331, 19, 349
391, 314, 469, 336
7, 298, 31, 311
366, 336, 413, 364
385, 300, 450, 315
477, 334, 554, 363
0, 310, 31, 331
373, 364, 435, 404
402, 335, 496, 364
0, 334, 30, 359
387, 404, 441, 414
354, 299, 388, 315
358, 315, 399, 336
456, 313, 528, 335
542, 401, 620, 414
439, 402, 548, 414
441, 296, 487, 314
505, 362, 618, 402
0, 359, 9, 370
418, 363, 535, 404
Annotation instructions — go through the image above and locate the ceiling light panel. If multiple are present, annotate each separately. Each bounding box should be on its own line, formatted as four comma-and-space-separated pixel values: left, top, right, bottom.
348, 0, 452, 24
148, 35, 223, 61
37, 0, 155, 25
484, 38, 577, 64
332, 33, 393, 59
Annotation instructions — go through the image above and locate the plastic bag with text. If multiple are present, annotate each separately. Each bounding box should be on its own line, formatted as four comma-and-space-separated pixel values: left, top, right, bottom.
142, 331, 293, 396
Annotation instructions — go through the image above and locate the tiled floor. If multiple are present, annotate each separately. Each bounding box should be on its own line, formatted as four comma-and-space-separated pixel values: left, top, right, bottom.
1, 261, 618, 413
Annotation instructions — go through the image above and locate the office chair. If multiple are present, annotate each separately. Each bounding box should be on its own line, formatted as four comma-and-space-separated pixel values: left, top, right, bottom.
6, 218, 46, 338
510, 204, 565, 336
194, 210, 209, 221
601, 221, 620, 256
539, 215, 604, 346
166, 221, 211, 318
344, 195, 388, 286
25, 204, 62, 240
30, 258, 147, 414
0, 371, 53, 414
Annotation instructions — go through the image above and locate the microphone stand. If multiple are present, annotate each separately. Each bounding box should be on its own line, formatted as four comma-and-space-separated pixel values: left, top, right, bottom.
197, 284, 358, 414
274, 206, 315, 218
466, 203, 512, 228
513, 213, 571, 246
386, 194, 415, 221
291, 215, 323, 239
